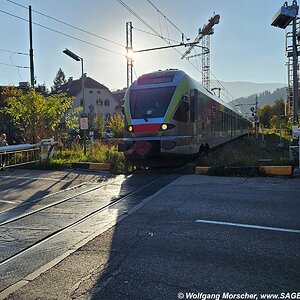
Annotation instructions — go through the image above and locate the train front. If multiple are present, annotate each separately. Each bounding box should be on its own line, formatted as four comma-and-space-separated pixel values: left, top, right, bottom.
118, 70, 183, 166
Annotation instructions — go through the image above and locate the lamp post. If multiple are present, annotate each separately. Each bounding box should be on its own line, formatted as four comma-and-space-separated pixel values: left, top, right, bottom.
63, 48, 87, 155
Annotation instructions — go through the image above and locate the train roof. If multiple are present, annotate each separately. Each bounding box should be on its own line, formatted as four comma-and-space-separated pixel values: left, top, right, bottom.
131, 69, 250, 121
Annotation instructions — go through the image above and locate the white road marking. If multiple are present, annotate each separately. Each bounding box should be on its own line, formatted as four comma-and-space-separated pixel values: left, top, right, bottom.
0, 200, 16, 204
195, 219, 300, 234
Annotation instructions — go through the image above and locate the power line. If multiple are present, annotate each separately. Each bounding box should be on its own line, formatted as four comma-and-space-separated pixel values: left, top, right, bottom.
0, 9, 126, 57
0, 48, 29, 55
0, 62, 29, 69
6, 0, 125, 48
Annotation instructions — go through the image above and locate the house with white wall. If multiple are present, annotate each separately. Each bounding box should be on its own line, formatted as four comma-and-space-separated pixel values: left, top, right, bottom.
56, 75, 119, 123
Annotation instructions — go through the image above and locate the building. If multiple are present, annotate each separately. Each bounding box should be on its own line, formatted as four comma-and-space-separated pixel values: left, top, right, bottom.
112, 87, 127, 114
56, 75, 120, 122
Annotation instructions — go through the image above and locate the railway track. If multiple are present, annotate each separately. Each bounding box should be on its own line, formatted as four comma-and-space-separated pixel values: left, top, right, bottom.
0, 173, 178, 293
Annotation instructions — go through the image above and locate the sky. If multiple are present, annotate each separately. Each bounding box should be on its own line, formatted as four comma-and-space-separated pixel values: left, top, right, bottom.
0, 0, 291, 102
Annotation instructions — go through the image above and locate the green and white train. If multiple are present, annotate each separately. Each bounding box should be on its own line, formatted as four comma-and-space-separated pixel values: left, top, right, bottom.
118, 69, 251, 166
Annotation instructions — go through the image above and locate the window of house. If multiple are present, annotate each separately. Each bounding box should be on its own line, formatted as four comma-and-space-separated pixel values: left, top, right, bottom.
89, 90, 93, 94
104, 99, 110, 106
80, 99, 83, 106
105, 113, 111, 120
96, 99, 103, 106
97, 90, 101, 94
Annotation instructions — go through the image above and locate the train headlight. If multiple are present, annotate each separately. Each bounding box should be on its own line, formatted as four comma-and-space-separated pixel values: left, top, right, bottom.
160, 123, 175, 131
161, 123, 168, 131
128, 125, 134, 132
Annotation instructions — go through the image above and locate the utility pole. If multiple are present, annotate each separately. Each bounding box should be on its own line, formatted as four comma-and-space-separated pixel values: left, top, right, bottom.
29, 6, 35, 87
126, 22, 133, 88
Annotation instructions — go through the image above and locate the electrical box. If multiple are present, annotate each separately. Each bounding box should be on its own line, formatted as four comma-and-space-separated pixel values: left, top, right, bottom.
292, 126, 300, 138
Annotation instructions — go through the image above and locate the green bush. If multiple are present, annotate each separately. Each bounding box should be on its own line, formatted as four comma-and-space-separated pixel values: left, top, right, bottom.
50, 140, 126, 173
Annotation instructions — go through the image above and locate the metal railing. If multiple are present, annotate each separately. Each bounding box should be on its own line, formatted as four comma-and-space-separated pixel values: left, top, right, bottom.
0, 144, 40, 169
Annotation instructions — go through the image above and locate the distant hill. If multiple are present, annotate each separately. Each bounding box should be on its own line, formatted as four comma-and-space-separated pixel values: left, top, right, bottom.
227, 87, 286, 116
211, 80, 286, 99
235, 88, 286, 107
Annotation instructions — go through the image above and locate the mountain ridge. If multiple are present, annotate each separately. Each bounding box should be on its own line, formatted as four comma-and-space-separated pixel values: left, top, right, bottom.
211, 80, 286, 99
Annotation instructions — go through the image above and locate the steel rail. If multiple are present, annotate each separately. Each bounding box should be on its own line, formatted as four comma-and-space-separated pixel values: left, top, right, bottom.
0, 180, 115, 226
0, 177, 162, 266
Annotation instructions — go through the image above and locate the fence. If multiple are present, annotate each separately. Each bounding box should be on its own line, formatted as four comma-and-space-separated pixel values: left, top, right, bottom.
0, 144, 40, 169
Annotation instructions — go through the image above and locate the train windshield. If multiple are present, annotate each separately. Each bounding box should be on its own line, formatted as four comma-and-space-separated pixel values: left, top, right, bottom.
129, 87, 175, 119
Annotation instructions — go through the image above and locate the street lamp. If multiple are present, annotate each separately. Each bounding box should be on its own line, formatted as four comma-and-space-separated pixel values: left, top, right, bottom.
63, 48, 87, 155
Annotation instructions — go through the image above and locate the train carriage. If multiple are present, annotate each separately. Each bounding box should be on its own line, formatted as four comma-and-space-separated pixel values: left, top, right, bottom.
118, 69, 252, 166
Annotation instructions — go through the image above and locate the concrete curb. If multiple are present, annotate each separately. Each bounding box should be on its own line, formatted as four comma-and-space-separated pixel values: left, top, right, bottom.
195, 165, 294, 176
72, 162, 111, 171
259, 166, 293, 176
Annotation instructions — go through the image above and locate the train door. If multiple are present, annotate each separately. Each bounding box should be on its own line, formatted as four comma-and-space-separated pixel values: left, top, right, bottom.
190, 89, 197, 136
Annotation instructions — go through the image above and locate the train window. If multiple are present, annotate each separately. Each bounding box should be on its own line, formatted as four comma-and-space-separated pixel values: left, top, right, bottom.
173, 96, 190, 123
130, 87, 175, 119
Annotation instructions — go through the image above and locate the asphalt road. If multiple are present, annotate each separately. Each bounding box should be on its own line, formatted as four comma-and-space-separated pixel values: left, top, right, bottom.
0, 169, 178, 297
0, 171, 299, 300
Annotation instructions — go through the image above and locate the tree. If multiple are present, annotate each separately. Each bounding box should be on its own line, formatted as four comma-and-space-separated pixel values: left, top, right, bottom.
93, 113, 105, 138
1, 87, 78, 143
270, 115, 281, 129
36, 82, 49, 96
52, 68, 67, 92
259, 104, 272, 128
271, 98, 285, 117
107, 113, 124, 137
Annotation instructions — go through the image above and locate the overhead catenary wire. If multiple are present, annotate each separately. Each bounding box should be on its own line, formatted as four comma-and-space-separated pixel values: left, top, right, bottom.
119, 0, 240, 106
132, 26, 181, 44
116, 0, 209, 84
116, 0, 172, 45
146, 0, 186, 39
0, 9, 126, 57
6, 0, 125, 48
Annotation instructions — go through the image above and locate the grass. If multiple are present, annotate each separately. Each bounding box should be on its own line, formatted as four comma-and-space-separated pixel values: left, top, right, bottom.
24, 140, 126, 174
196, 132, 297, 168
19, 131, 298, 175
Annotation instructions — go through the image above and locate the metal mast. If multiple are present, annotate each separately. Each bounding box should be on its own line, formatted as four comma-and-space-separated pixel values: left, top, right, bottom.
285, 15, 300, 121
126, 21, 133, 88
202, 35, 210, 90
181, 14, 220, 90
272, 0, 299, 124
